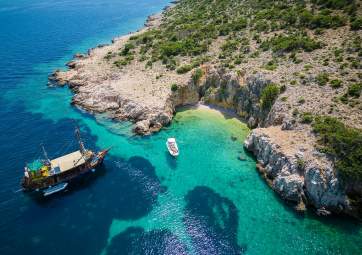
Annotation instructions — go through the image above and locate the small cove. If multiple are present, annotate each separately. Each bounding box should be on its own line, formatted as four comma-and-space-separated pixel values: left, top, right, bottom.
0, 0, 361, 254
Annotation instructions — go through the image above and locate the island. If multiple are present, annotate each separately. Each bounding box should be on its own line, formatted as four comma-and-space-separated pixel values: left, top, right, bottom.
51, 0, 362, 219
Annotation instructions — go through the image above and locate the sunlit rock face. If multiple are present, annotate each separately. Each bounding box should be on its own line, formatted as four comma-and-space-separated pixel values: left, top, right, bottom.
244, 129, 355, 217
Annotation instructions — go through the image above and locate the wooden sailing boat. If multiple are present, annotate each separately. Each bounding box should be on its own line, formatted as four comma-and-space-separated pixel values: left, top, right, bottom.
21, 127, 110, 196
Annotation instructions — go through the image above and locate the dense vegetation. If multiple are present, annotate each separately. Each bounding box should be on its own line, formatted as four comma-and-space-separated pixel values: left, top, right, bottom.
101, 0, 362, 192
105, 0, 361, 72
261, 34, 322, 53
313, 116, 362, 182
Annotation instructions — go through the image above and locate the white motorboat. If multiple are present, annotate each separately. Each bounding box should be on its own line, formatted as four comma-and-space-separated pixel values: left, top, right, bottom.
166, 138, 179, 157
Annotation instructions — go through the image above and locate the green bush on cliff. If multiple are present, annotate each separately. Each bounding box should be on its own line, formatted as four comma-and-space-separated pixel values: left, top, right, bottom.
350, 16, 362, 30
300, 112, 314, 123
316, 72, 329, 86
261, 34, 322, 53
305, 11, 346, 29
347, 83, 362, 97
263, 60, 278, 71
312, 0, 356, 10
192, 68, 203, 84
171, 83, 178, 92
313, 116, 362, 182
160, 41, 185, 57
330, 79, 342, 88
176, 64, 192, 74
260, 83, 280, 110
120, 43, 135, 56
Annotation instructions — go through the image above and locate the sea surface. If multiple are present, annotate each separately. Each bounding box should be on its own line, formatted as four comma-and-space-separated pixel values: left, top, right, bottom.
0, 0, 361, 254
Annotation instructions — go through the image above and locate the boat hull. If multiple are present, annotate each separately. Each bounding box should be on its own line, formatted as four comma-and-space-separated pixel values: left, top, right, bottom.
21, 149, 109, 194
166, 138, 179, 157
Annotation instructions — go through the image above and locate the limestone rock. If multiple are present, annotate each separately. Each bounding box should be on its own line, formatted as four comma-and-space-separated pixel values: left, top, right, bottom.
244, 129, 353, 217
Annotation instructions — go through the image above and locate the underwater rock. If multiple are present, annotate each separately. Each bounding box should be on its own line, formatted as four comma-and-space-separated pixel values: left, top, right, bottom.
183, 186, 246, 255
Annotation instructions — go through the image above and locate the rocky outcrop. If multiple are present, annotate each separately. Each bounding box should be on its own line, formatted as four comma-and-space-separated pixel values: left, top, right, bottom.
199, 67, 272, 128
50, 60, 271, 135
243, 129, 358, 217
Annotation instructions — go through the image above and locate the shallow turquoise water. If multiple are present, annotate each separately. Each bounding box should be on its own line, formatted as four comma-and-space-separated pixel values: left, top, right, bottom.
0, 0, 361, 254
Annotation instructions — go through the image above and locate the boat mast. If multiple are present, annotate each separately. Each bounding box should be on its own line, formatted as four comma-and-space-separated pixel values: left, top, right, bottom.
75, 126, 86, 153
41, 144, 50, 164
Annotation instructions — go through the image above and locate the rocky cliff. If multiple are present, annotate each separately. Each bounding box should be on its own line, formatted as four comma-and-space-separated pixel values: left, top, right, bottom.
198, 67, 272, 128
243, 128, 354, 216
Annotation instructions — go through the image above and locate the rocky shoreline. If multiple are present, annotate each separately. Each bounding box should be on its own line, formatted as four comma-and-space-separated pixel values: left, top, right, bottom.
50, 12, 181, 134
244, 128, 354, 217
50, 1, 361, 219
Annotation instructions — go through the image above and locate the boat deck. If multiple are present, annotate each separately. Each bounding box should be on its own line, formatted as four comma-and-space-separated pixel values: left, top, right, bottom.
50, 150, 86, 172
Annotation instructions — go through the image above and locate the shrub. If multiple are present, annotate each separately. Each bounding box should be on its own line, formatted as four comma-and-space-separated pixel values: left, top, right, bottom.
350, 59, 360, 69
347, 83, 362, 97
160, 41, 185, 57
192, 68, 203, 84
280, 84, 287, 93
129, 35, 139, 40
292, 108, 299, 116
255, 20, 269, 32
261, 34, 322, 53
260, 83, 280, 110
113, 59, 128, 67
264, 60, 278, 71
304, 64, 313, 71
350, 16, 362, 30
104, 51, 114, 60
221, 40, 239, 52
339, 94, 349, 104
139, 55, 147, 62
330, 79, 342, 88
313, 0, 354, 10
231, 17, 248, 31
309, 14, 345, 29
301, 112, 314, 123
298, 97, 306, 104
171, 83, 178, 92
145, 60, 153, 69
120, 43, 135, 56
313, 116, 362, 182
316, 72, 329, 86
300, 10, 314, 26
176, 65, 192, 74
296, 158, 306, 170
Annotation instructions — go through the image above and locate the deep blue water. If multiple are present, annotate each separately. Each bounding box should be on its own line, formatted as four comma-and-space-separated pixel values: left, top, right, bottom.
0, 1, 361, 254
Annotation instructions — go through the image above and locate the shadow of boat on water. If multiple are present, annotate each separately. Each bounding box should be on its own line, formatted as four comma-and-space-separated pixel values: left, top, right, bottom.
26, 163, 108, 204
165, 151, 177, 170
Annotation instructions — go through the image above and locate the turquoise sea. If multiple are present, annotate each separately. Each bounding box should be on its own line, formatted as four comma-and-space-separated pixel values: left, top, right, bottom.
0, 0, 361, 254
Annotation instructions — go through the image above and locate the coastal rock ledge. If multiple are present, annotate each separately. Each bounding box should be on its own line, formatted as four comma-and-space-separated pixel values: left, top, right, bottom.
244, 128, 357, 217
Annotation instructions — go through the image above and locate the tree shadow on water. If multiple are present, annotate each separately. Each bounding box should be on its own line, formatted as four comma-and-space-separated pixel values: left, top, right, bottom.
183, 186, 246, 255
106, 227, 189, 255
